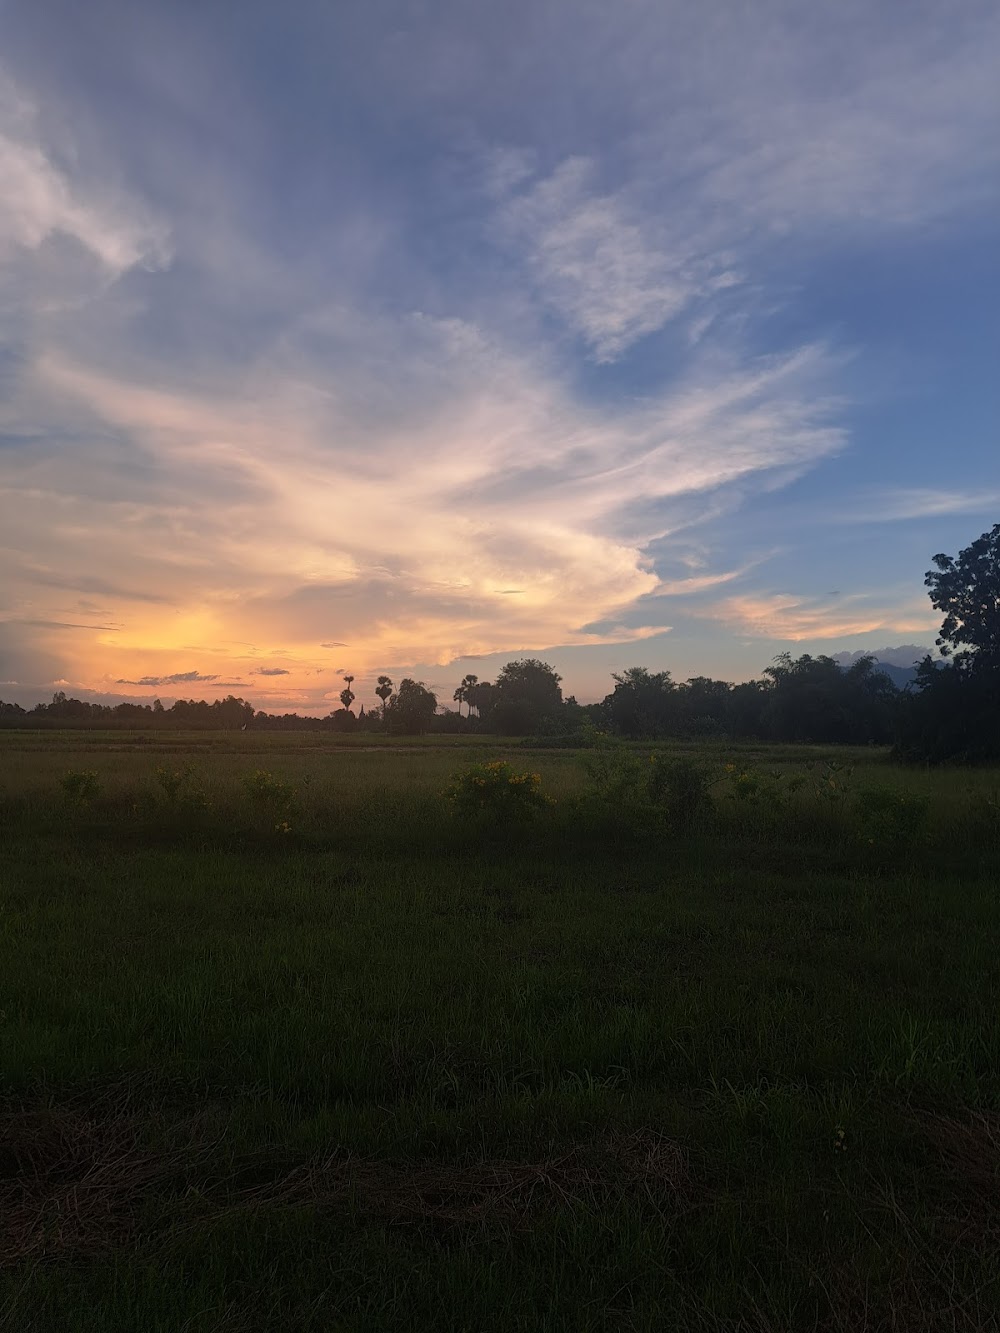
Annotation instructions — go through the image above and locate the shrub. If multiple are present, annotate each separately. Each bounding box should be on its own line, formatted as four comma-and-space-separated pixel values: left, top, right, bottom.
807, 759, 855, 805
446, 760, 551, 823
855, 786, 929, 844
155, 765, 192, 802
155, 765, 211, 814
60, 770, 100, 807
648, 755, 714, 830
242, 768, 295, 822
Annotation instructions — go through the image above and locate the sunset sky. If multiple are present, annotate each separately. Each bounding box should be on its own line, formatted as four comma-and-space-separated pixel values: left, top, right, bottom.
1, 0, 998, 712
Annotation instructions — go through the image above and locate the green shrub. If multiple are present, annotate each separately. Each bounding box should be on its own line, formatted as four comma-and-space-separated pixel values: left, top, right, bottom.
807, 759, 855, 805
59, 769, 100, 807
446, 760, 551, 823
242, 769, 295, 826
156, 765, 211, 814
155, 764, 193, 802
855, 786, 929, 844
648, 755, 715, 830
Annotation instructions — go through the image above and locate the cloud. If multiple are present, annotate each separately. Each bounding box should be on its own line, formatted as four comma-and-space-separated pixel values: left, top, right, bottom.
115, 670, 219, 686
0, 74, 169, 273
849, 489, 1000, 521
498, 157, 725, 360
3, 617, 120, 631
696, 592, 938, 641
0, 322, 843, 700
0, 3, 995, 707
252, 666, 290, 676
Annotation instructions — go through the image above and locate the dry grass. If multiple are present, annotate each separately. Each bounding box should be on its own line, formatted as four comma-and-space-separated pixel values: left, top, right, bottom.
0, 1089, 696, 1267
0, 1094, 188, 1266
825, 1109, 1000, 1333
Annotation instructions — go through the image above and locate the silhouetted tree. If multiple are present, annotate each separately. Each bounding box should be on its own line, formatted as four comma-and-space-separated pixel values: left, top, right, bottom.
761, 653, 896, 744
467, 679, 495, 720
494, 659, 562, 709
375, 675, 394, 720
926, 523, 1000, 673
454, 673, 478, 717
385, 679, 438, 734
894, 524, 1000, 762
340, 674, 356, 713
601, 667, 676, 738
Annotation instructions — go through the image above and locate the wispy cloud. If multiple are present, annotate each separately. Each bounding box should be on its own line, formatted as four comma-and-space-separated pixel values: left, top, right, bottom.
498, 157, 731, 361
0, 323, 844, 701
0, 75, 169, 273
849, 489, 1000, 522
697, 592, 938, 641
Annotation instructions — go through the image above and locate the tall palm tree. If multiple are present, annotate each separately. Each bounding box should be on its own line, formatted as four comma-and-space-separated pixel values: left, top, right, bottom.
459, 673, 479, 717
340, 674, 355, 712
375, 675, 393, 721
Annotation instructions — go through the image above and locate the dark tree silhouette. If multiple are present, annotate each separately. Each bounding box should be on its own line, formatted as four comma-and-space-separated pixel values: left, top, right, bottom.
602, 667, 676, 738
375, 675, 394, 720
339, 674, 356, 712
385, 679, 437, 734
454, 673, 478, 717
926, 523, 1000, 672
494, 660, 562, 709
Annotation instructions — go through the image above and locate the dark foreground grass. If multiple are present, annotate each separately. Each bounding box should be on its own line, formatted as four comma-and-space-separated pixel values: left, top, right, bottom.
1, 733, 1000, 1330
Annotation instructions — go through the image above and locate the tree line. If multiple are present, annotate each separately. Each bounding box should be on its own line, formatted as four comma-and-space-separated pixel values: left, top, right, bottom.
3, 524, 998, 761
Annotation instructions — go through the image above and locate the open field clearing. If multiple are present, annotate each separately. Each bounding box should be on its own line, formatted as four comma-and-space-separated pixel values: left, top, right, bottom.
2, 731, 1000, 1330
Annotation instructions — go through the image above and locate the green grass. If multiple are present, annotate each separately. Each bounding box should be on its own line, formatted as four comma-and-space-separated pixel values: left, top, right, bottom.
1, 731, 999, 1330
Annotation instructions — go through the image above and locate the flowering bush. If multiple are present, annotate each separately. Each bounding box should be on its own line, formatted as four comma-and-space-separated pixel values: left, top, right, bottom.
722, 763, 804, 808
446, 760, 551, 823
242, 768, 295, 827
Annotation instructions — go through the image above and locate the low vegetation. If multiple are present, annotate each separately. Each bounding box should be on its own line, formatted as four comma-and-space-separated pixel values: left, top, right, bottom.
2, 728, 999, 1330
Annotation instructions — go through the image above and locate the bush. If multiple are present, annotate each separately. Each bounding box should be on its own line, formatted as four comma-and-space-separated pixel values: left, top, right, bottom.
855, 786, 929, 844
446, 760, 551, 824
648, 755, 715, 830
155, 765, 211, 814
60, 770, 100, 807
242, 769, 295, 826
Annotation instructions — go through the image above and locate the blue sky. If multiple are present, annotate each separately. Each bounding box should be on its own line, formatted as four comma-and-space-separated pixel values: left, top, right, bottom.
0, 0, 997, 710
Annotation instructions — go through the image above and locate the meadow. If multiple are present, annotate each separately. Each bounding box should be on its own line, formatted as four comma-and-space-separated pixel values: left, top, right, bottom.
1, 729, 999, 1331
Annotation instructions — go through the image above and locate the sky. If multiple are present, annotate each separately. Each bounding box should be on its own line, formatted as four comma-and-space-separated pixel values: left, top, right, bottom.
1, 0, 998, 712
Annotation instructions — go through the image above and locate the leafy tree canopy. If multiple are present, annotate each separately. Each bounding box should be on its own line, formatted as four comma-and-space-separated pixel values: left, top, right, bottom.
926, 522, 1000, 672
386, 679, 438, 734
493, 659, 563, 711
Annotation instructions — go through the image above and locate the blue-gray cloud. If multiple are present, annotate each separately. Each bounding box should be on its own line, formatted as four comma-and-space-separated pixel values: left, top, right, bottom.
115, 671, 219, 686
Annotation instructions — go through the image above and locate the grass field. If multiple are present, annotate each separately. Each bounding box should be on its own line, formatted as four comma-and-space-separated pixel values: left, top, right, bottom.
1, 730, 1000, 1331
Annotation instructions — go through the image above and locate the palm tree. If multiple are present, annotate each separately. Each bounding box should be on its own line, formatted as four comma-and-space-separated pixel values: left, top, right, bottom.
375, 675, 393, 721
455, 673, 478, 718
340, 674, 355, 712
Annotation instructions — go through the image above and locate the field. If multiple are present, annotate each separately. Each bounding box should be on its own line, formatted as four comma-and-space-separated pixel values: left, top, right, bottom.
1, 730, 1000, 1332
